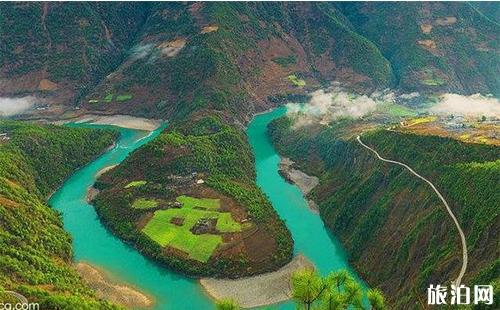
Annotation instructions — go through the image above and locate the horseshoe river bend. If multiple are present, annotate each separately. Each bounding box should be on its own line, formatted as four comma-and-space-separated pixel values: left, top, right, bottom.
49, 107, 361, 309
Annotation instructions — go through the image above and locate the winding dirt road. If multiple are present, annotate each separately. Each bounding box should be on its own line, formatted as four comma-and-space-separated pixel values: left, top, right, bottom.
356, 135, 468, 286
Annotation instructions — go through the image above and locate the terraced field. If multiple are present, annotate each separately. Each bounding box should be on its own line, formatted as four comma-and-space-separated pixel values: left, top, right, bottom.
141, 195, 243, 262
132, 198, 158, 209
88, 93, 133, 104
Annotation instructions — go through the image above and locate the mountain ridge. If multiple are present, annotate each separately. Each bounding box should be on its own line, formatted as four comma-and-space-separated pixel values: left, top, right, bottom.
2, 2, 498, 123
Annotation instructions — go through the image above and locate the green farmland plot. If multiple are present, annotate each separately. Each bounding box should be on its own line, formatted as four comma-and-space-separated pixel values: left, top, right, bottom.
125, 180, 147, 188
189, 235, 223, 262
104, 94, 113, 103
142, 218, 178, 245
171, 232, 222, 262
132, 198, 158, 209
216, 213, 242, 232
377, 102, 418, 118
91, 93, 133, 104
141, 195, 242, 262
176, 195, 220, 210
287, 74, 306, 87
116, 94, 133, 102
422, 78, 445, 86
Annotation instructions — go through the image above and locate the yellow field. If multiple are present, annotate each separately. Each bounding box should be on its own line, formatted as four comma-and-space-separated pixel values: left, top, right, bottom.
404, 115, 438, 127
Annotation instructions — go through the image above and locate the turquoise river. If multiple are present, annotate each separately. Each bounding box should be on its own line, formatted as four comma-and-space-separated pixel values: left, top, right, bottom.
49, 107, 360, 309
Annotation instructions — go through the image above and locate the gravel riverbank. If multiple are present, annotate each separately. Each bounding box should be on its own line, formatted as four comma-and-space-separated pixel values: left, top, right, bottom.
55, 114, 163, 131
279, 157, 319, 212
200, 254, 313, 308
75, 262, 154, 309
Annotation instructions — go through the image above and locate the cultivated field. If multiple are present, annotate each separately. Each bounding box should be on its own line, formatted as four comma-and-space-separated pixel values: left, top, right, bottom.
141, 195, 243, 262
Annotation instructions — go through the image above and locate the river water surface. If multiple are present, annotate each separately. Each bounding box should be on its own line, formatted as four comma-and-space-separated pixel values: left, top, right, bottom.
49, 108, 359, 309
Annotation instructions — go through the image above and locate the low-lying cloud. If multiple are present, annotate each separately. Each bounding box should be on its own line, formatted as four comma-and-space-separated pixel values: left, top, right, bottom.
286, 89, 384, 127
286, 85, 500, 129
400, 92, 420, 100
430, 93, 500, 118
130, 43, 154, 60
0, 96, 37, 117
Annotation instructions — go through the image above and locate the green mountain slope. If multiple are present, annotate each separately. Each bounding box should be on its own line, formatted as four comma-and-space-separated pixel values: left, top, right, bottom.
337, 2, 500, 95
80, 2, 393, 120
0, 2, 147, 104
0, 121, 119, 308
2, 2, 497, 119
2, 2, 498, 120
269, 117, 500, 308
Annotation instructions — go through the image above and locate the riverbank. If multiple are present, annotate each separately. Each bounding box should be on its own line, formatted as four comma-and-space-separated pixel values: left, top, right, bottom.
75, 262, 154, 309
200, 254, 313, 308
86, 187, 99, 202
279, 157, 319, 212
55, 114, 163, 131
96, 164, 117, 178
87, 164, 118, 202
50, 123, 217, 310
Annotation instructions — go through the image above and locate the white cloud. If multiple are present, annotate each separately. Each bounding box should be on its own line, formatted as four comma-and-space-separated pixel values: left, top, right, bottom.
130, 43, 154, 60
430, 93, 500, 118
0, 96, 37, 116
286, 89, 383, 127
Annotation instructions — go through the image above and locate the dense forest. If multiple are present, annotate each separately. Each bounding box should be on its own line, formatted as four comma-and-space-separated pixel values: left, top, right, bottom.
269, 117, 500, 308
0, 120, 119, 308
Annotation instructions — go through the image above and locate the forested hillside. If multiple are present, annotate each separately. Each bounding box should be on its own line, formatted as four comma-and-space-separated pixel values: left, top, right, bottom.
2, 2, 497, 120
0, 121, 118, 308
269, 117, 500, 308
337, 2, 500, 95
93, 115, 293, 277
78, 2, 394, 119
0, 2, 147, 105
